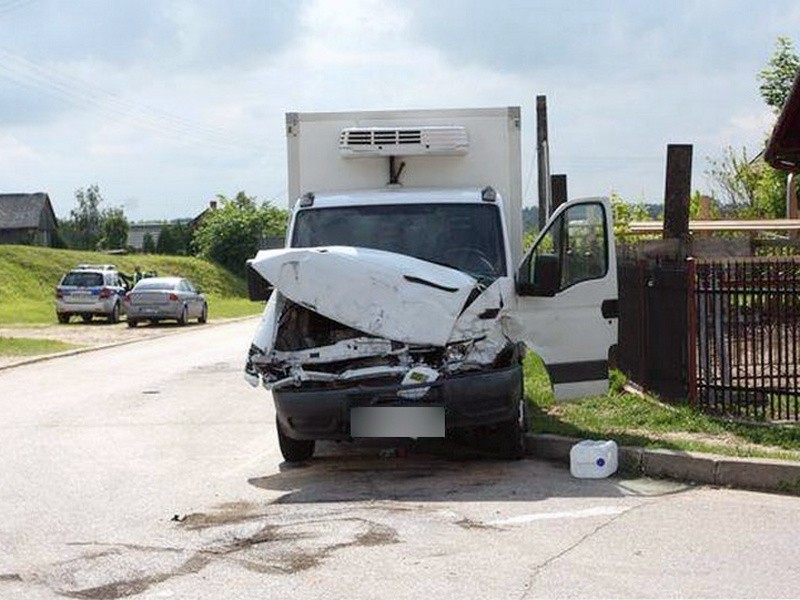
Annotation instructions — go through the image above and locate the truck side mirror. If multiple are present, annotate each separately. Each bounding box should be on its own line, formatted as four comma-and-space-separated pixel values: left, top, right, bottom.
516, 254, 559, 297
247, 261, 273, 301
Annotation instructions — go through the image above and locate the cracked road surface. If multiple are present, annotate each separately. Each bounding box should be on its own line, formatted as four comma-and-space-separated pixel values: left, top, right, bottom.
1, 318, 800, 599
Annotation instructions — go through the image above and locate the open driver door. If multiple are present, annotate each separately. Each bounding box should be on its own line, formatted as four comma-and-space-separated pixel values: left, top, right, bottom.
506, 197, 618, 400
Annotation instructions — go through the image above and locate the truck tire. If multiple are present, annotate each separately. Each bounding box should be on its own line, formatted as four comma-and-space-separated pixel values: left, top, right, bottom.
492, 420, 525, 460
57, 313, 70, 324
489, 399, 527, 460
276, 416, 315, 463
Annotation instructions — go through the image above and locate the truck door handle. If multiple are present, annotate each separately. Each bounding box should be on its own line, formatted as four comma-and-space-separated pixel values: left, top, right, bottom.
601, 299, 619, 319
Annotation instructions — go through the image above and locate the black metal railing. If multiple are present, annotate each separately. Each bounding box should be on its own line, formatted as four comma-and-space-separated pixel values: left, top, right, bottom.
692, 258, 800, 421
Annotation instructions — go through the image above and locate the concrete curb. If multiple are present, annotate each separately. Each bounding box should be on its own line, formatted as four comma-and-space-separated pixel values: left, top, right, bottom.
0, 315, 259, 373
526, 433, 800, 496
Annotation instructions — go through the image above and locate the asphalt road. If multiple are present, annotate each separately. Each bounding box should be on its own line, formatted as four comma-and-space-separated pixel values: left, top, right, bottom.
2, 318, 800, 599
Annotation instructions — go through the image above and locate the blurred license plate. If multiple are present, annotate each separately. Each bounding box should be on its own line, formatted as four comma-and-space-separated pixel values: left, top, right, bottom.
350, 406, 444, 438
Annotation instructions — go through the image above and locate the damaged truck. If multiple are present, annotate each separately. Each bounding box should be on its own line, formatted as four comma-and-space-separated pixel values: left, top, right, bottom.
244, 107, 618, 462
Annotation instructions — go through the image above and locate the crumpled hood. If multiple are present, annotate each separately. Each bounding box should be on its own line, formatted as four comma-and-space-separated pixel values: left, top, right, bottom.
249, 246, 481, 347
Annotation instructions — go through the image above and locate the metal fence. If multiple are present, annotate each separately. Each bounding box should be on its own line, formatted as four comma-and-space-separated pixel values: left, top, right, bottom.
690, 258, 800, 421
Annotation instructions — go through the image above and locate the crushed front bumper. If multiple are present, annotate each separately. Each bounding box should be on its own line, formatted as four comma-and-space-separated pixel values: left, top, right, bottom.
273, 363, 523, 440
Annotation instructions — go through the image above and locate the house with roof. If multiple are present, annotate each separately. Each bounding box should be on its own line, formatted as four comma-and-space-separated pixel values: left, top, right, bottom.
765, 69, 800, 222
127, 222, 164, 251
0, 192, 58, 247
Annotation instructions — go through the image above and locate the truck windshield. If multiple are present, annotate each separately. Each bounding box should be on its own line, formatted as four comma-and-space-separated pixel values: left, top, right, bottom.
291, 203, 506, 281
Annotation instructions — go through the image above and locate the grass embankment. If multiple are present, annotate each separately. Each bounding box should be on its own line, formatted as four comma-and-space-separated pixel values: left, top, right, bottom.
524, 353, 800, 461
0, 245, 262, 324
0, 336, 81, 357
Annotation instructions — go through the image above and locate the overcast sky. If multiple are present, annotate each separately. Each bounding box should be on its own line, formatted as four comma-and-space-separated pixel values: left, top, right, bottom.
0, 0, 797, 221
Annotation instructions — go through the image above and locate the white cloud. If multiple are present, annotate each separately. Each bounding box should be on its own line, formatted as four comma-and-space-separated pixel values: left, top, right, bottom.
715, 110, 777, 147
1, 0, 799, 217
0, 134, 42, 162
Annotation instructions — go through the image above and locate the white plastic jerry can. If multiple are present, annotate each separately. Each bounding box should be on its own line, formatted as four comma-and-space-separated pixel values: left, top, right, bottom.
570, 440, 619, 479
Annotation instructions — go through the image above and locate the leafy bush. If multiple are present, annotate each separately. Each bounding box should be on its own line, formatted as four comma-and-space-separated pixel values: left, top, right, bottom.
193, 192, 289, 276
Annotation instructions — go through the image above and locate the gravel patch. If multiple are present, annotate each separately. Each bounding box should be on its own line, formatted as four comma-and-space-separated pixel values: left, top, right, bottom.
0, 318, 238, 369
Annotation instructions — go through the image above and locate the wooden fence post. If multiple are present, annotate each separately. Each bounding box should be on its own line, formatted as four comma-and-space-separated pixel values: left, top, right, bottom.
551, 174, 567, 213
663, 144, 693, 255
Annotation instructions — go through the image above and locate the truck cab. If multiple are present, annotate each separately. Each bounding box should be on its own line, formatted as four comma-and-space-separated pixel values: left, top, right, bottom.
244, 107, 617, 462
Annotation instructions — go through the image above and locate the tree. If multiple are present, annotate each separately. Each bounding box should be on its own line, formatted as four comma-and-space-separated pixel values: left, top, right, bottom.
610, 192, 651, 243
706, 146, 786, 219
169, 221, 194, 255
689, 191, 721, 220
193, 191, 289, 276
155, 221, 193, 255
60, 184, 104, 249
704, 37, 799, 220
156, 224, 177, 254
758, 36, 800, 112
142, 232, 156, 254
98, 206, 129, 250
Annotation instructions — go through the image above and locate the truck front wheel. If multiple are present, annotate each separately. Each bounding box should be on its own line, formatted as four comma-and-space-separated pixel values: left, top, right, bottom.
488, 399, 528, 459
276, 416, 315, 463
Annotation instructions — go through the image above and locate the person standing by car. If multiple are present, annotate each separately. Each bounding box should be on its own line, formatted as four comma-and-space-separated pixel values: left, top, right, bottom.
133, 265, 143, 284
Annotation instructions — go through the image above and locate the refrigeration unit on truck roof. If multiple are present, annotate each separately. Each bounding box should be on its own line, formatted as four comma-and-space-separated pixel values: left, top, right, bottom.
338, 125, 469, 157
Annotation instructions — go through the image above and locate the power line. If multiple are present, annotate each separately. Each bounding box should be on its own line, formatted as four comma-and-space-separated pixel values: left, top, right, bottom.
0, 0, 37, 16
0, 46, 269, 152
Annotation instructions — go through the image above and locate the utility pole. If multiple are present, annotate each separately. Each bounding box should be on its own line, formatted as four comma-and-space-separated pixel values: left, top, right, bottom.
536, 95, 551, 231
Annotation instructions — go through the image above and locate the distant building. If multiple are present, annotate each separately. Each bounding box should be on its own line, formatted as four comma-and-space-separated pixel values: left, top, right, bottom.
190, 199, 218, 230
127, 222, 164, 251
0, 192, 58, 246
127, 218, 194, 252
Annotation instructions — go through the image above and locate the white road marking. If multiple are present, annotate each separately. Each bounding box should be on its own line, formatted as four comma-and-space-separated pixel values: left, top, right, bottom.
487, 505, 628, 526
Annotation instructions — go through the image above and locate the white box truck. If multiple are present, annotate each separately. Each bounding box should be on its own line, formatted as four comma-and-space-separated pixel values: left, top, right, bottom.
245, 107, 618, 462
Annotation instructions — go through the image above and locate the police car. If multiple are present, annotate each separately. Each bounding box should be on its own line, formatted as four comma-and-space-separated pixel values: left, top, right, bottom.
55, 264, 130, 324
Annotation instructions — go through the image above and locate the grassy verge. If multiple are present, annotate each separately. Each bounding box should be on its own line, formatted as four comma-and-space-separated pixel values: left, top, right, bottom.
0, 336, 81, 357
0, 245, 258, 325
206, 296, 263, 319
0, 296, 262, 324
0, 300, 54, 325
524, 353, 800, 461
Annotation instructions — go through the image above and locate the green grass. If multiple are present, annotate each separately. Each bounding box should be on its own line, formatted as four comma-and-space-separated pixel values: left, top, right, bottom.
206, 296, 264, 319
0, 245, 262, 324
523, 353, 800, 461
0, 336, 81, 356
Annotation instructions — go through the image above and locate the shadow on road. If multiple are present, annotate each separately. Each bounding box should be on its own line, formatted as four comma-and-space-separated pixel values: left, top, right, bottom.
248, 438, 689, 505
